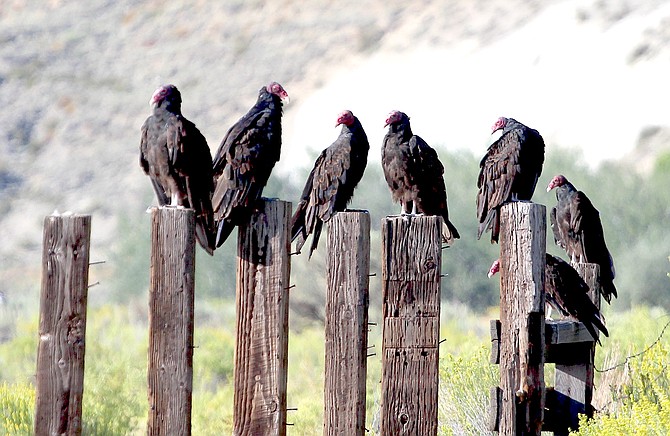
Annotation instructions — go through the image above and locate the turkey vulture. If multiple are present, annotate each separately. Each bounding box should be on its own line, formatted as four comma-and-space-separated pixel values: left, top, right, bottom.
381, 110, 460, 244
476, 117, 545, 243
547, 174, 617, 303
140, 84, 216, 254
488, 254, 609, 344
291, 110, 369, 257
211, 82, 289, 247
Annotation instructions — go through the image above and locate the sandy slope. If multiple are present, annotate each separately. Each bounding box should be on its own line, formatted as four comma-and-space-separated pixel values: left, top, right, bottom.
0, 0, 667, 284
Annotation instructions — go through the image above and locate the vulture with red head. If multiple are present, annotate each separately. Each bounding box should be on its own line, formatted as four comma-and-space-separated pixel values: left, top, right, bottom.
476, 117, 545, 243
381, 110, 460, 245
140, 84, 216, 254
291, 110, 369, 257
547, 174, 617, 303
211, 82, 289, 247
488, 254, 609, 344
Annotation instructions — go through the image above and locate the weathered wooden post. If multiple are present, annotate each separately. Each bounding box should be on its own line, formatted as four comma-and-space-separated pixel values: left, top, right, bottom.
380, 215, 441, 435
547, 263, 600, 435
233, 199, 291, 436
324, 211, 370, 436
498, 202, 546, 436
35, 213, 91, 436
147, 208, 196, 436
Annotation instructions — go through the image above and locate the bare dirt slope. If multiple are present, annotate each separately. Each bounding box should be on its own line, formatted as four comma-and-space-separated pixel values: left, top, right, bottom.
0, 0, 667, 291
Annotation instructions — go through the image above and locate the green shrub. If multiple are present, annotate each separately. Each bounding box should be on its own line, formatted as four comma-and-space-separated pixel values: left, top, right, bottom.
0, 381, 34, 435
438, 346, 498, 435
573, 343, 670, 435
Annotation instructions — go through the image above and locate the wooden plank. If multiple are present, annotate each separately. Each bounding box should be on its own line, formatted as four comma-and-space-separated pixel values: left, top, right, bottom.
324, 211, 370, 436
490, 320, 501, 364
233, 199, 291, 436
551, 263, 600, 435
381, 215, 441, 436
498, 203, 546, 436
35, 214, 91, 436
488, 386, 502, 431
491, 320, 596, 364
545, 320, 595, 345
147, 208, 196, 436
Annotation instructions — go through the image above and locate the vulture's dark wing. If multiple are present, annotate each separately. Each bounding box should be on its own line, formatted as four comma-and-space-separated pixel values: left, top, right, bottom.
545, 254, 609, 344
476, 129, 522, 242
212, 110, 266, 175
211, 95, 282, 247
140, 119, 170, 206
140, 112, 215, 254
549, 206, 565, 250
173, 116, 216, 254
291, 117, 368, 257
566, 192, 617, 302
291, 143, 350, 256
381, 133, 417, 211
411, 136, 459, 244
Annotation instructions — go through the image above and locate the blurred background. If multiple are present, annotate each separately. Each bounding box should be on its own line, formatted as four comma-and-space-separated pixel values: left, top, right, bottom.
1, 0, 669, 433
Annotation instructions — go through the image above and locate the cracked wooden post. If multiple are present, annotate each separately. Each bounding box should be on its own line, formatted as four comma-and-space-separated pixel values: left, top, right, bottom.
233, 199, 291, 436
499, 202, 546, 436
380, 215, 441, 435
35, 213, 91, 436
147, 207, 196, 436
550, 263, 600, 435
324, 211, 370, 436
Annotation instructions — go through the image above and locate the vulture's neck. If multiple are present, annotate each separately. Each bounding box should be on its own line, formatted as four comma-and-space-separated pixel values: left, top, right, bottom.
556, 183, 577, 202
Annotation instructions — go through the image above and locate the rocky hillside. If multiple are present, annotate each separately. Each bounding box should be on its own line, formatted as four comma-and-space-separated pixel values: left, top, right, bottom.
0, 0, 668, 296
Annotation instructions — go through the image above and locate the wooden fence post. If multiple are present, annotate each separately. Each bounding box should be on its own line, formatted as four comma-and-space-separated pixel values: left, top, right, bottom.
549, 263, 600, 435
324, 211, 370, 436
147, 208, 196, 436
35, 214, 91, 436
380, 215, 441, 435
499, 202, 546, 436
233, 199, 291, 436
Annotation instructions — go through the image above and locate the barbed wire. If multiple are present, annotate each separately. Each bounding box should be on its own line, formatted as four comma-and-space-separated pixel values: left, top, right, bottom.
595, 316, 670, 373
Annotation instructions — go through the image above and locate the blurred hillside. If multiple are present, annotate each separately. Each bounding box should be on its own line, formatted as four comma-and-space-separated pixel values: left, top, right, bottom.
0, 0, 669, 316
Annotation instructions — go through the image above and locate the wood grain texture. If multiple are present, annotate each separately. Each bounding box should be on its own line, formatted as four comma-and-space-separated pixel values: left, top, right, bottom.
381, 215, 441, 436
147, 208, 196, 436
499, 203, 546, 436
233, 199, 291, 436
35, 214, 91, 436
324, 211, 370, 436
550, 263, 600, 435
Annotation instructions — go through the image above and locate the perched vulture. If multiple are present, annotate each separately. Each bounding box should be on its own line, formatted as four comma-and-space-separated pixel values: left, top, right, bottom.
291, 110, 369, 257
488, 254, 609, 344
381, 110, 460, 244
547, 174, 617, 303
476, 117, 545, 243
140, 84, 216, 255
211, 82, 289, 247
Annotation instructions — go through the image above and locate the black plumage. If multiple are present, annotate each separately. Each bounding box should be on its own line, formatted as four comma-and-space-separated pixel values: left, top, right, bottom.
547, 174, 617, 303
476, 117, 545, 243
140, 84, 216, 254
545, 254, 609, 344
211, 82, 288, 247
291, 110, 369, 257
381, 110, 459, 244
488, 255, 609, 345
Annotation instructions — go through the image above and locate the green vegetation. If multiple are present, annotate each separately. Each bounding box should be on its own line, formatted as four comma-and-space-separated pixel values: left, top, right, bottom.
2, 301, 669, 434
2, 147, 669, 434
104, 146, 670, 315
